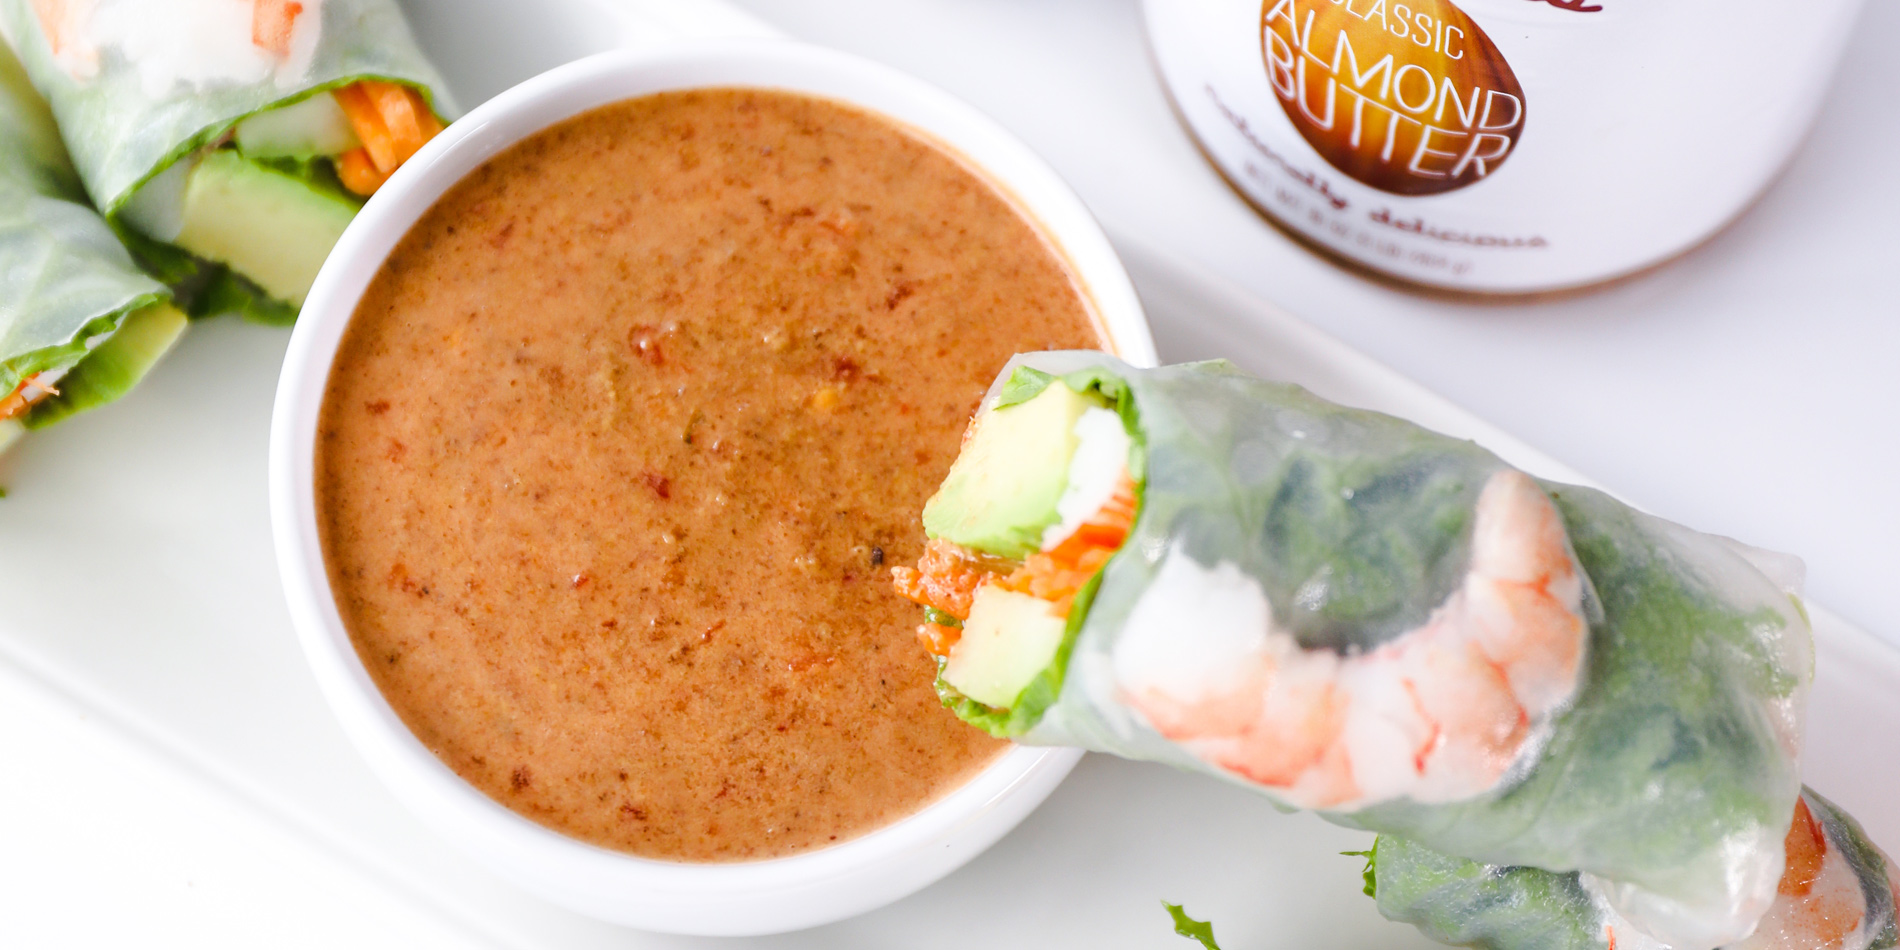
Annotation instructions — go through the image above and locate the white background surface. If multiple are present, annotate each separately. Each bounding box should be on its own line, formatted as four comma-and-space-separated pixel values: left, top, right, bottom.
729, 0, 1900, 651
2, 0, 1897, 946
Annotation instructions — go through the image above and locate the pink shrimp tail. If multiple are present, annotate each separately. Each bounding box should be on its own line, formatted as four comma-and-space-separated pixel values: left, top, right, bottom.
1117, 469, 1589, 812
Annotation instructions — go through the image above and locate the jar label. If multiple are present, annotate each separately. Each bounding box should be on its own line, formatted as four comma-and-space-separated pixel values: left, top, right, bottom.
1261, 0, 1525, 196
1144, 0, 1856, 291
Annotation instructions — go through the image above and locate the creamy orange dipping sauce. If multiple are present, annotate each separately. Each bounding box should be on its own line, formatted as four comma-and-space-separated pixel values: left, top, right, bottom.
315, 89, 1106, 861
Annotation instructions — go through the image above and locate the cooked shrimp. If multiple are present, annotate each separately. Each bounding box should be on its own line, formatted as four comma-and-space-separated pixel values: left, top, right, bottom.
1718, 797, 1900, 950
250, 0, 305, 58
1591, 795, 1900, 950
36, 0, 326, 87
30, 0, 99, 78
1113, 469, 1588, 812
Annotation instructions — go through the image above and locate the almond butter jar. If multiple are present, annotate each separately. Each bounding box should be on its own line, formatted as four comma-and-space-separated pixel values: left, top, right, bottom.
1143, 0, 1866, 294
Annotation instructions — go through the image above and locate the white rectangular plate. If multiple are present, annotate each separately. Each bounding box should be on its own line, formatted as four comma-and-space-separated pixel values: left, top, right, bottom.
0, 3, 1892, 946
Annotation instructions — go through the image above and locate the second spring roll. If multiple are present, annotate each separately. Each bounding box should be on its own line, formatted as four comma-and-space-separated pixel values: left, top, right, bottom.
1, 0, 458, 320
894, 352, 1813, 950
1, 38, 183, 451
1371, 788, 1898, 950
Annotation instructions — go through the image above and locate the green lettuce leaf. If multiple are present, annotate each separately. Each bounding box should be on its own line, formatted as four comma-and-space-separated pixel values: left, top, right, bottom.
922, 606, 962, 628
1343, 842, 1378, 898
1164, 903, 1223, 950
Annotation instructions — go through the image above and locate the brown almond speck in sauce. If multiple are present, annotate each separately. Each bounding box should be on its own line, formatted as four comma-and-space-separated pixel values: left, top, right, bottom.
315, 89, 1105, 862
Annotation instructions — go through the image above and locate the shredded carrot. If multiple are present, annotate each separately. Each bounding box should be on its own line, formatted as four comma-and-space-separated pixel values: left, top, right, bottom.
1043, 471, 1139, 566
0, 373, 60, 422
333, 83, 398, 173
998, 470, 1141, 612
891, 539, 1005, 620
917, 621, 961, 657
334, 81, 444, 186
363, 81, 424, 161
251, 0, 304, 57
336, 147, 390, 196
894, 470, 1141, 657
409, 87, 445, 140
994, 547, 1114, 617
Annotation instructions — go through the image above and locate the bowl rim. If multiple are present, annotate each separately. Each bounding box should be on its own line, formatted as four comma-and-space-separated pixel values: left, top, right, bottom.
268, 36, 1156, 935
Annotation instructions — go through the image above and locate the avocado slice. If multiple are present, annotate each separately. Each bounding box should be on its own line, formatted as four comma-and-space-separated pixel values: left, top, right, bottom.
942, 584, 1068, 708
24, 303, 188, 429
923, 381, 1097, 559
172, 150, 358, 308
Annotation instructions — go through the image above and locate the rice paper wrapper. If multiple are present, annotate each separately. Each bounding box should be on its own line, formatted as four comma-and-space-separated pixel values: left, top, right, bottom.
0, 0, 458, 213
1374, 789, 1900, 950
986, 352, 1813, 949
0, 38, 166, 402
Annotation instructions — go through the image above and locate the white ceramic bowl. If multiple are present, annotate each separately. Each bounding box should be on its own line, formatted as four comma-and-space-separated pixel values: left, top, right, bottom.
268, 38, 1155, 936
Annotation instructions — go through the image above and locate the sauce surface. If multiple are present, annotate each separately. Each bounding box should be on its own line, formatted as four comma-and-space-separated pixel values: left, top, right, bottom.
316, 89, 1104, 861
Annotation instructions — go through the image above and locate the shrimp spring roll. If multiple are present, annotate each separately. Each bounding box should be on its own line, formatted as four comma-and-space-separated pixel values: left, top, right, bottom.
894, 352, 1813, 950
1370, 788, 1899, 950
1, 38, 183, 451
0, 0, 457, 321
